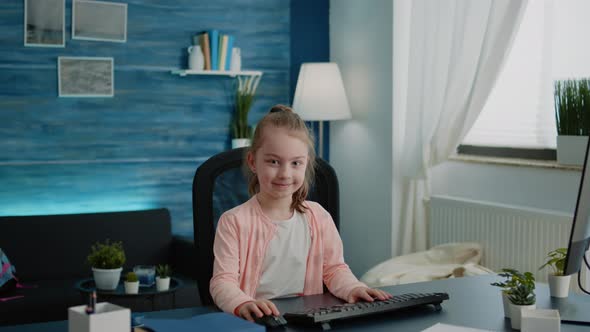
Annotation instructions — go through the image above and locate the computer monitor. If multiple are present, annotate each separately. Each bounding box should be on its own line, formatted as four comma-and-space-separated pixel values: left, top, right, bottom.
564, 137, 590, 280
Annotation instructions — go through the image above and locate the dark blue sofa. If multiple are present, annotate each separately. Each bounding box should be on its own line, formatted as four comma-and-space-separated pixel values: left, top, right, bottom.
0, 208, 200, 326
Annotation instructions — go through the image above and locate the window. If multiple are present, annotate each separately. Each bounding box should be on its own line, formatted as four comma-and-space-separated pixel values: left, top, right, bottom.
462, 0, 590, 154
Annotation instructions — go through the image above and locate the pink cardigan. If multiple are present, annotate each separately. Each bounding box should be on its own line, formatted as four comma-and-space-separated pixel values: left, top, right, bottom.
209, 196, 366, 314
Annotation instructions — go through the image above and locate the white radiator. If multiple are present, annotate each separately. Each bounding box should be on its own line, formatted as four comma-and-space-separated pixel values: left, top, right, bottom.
429, 195, 573, 284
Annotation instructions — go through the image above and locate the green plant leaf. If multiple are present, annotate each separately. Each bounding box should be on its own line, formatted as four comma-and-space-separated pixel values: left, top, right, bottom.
555, 79, 590, 135
539, 247, 568, 275
230, 76, 260, 139
156, 264, 172, 278
86, 239, 126, 269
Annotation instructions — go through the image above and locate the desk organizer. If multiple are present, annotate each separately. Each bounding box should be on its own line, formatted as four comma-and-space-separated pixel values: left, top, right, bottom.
521, 308, 560, 332
68, 302, 130, 332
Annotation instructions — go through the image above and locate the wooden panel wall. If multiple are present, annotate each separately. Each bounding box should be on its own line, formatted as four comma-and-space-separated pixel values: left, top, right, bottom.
0, 0, 290, 236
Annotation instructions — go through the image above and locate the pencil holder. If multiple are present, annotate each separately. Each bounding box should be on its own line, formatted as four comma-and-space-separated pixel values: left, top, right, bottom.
68, 302, 130, 332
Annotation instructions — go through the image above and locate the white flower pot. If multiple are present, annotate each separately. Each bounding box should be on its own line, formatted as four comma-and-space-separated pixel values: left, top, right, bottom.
231, 138, 251, 149
501, 291, 511, 318
124, 281, 139, 294
510, 303, 536, 330
548, 274, 571, 298
92, 267, 122, 290
188, 45, 204, 70
156, 277, 170, 291
557, 135, 588, 166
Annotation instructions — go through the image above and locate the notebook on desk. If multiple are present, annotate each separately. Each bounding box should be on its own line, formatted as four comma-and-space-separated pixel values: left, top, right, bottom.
422, 323, 493, 332
142, 312, 263, 332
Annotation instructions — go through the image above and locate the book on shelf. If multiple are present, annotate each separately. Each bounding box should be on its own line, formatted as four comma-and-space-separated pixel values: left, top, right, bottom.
208, 29, 219, 70
198, 32, 211, 70
225, 35, 234, 71
195, 30, 238, 72
218, 34, 228, 71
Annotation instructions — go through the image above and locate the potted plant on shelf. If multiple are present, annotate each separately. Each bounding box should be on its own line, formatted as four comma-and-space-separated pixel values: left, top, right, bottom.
124, 272, 139, 294
491, 268, 519, 318
156, 264, 172, 292
507, 270, 536, 330
539, 247, 570, 298
230, 75, 261, 149
86, 239, 126, 290
554, 78, 590, 165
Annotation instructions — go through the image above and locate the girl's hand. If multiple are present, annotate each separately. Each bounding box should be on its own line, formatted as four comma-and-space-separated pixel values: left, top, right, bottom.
237, 299, 280, 322
347, 286, 393, 303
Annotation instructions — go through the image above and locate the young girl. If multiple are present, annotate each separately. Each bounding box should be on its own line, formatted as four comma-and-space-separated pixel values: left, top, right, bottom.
210, 104, 391, 321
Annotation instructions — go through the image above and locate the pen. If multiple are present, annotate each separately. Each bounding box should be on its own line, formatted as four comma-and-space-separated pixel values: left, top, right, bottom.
85, 292, 94, 314
91, 291, 97, 313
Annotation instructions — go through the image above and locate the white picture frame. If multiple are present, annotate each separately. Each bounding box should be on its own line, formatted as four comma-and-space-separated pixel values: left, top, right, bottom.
72, 0, 127, 43
58, 57, 114, 97
24, 0, 65, 47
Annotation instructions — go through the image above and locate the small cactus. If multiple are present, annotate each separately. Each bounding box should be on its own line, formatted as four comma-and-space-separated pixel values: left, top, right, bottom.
126, 271, 138, 282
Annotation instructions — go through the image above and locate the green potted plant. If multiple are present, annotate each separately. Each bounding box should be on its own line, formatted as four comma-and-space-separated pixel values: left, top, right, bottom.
506, 270, 536, 330
86, 239, 126, 290
554, 78, 590, 165
124, 271, 139, 294
155, 264, 172, 291
230, 75, 261, 149
491, 268, 519, 318
539, 247, 570, 298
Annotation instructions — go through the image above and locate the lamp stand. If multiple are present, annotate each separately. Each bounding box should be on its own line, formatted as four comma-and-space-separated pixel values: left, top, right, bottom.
318, 121, 324, 160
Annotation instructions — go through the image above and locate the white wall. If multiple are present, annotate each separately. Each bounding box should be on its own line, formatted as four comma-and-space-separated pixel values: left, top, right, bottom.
329, 0, 393, 276
431, 161, 581, 214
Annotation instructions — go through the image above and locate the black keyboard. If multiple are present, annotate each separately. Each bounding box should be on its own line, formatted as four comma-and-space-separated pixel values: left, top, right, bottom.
283, 292, 449, 330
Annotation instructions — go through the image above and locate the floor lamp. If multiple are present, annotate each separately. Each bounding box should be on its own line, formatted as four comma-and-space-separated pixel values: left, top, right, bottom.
292, 63, 352, 160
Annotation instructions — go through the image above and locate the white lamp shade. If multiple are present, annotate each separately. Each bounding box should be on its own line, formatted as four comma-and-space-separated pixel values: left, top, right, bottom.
292, 63, 352, 121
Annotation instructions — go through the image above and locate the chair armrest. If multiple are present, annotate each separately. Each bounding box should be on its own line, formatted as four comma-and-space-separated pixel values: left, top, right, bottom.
170, 235, 198, 279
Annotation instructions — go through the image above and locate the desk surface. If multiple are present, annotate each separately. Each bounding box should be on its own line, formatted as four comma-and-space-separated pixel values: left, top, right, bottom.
2, 275, 589, 332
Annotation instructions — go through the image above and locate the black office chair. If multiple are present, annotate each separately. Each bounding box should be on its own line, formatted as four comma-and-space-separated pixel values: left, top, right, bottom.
192, 147, 340, 305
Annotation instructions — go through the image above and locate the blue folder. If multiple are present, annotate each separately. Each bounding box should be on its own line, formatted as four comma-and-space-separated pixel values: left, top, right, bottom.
143, 312, 264, 332
225, 35, 234, 71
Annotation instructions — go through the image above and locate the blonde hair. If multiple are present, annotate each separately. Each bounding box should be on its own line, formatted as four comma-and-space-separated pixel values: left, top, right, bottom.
246, 104, 316, 213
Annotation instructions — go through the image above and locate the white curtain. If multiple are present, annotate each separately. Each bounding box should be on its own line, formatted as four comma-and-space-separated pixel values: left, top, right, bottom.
392, 0, 528, 255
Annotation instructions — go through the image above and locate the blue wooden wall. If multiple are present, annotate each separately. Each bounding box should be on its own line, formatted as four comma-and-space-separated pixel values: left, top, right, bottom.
290, 0, 330, 158
0, 0, 291, 236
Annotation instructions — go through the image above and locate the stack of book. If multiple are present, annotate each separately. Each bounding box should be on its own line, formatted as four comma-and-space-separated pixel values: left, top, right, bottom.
193, 30, 236, 71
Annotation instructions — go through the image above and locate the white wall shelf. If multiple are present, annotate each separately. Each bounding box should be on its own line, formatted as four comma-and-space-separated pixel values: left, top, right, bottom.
171, 69, 262, 77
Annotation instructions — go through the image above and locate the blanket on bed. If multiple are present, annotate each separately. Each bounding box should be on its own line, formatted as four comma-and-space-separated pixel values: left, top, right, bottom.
360, 242, 494, 287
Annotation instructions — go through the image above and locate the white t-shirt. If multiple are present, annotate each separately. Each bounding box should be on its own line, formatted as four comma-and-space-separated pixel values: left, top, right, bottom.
255, 210, 311, 299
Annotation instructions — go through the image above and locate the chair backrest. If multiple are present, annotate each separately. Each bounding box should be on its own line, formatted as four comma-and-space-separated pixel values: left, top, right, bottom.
192, 147, 340, 305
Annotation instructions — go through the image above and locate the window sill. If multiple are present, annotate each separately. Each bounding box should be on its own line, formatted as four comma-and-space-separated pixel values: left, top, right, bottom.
449, 154, 582, 171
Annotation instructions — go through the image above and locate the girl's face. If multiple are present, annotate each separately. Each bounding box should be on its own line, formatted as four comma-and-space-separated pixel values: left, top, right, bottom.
247, 126, 309, 202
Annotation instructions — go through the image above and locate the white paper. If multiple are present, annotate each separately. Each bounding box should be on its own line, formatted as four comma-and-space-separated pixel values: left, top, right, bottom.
422, 323, 494, 332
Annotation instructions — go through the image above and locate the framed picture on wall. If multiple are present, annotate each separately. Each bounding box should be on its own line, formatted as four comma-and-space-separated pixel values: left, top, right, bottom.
24, 0, 65, 47
58, 57, 114, 97
72, 0, 127, 42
